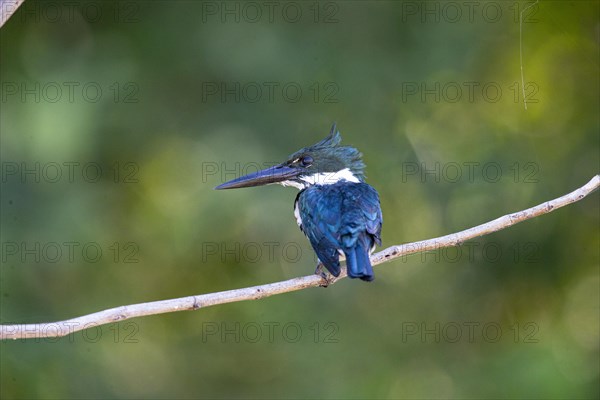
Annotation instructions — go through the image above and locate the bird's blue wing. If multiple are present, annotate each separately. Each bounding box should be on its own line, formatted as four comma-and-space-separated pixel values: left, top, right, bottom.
296, 182, 382, 279
353, 183, 383, 247
296, 187, 343, 276
338, 183, 382, 281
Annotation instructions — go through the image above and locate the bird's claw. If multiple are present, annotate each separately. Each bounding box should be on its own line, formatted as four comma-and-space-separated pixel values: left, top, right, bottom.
315, 263, 335, 287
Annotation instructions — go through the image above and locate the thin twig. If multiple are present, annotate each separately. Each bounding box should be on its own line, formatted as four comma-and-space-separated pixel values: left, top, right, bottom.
519, 0, 539, 110
2, 175, 598, 340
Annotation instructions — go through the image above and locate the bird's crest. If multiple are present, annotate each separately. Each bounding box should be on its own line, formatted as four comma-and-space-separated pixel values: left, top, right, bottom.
287, 123, 365, 182
311, 123, 342, 149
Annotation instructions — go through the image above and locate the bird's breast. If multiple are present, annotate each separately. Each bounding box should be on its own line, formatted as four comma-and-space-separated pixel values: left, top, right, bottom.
293, 200, 303, 227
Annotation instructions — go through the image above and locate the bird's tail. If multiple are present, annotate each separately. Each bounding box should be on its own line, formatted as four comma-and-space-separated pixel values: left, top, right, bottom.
343, 236, 374, 282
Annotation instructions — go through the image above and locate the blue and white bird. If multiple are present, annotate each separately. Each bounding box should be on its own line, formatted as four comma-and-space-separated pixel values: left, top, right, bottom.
215, 124, 383, 282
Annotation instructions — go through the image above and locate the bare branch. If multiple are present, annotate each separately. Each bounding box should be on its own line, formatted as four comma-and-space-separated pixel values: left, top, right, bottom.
2, 175, 598, 340
0, 0, 24, 28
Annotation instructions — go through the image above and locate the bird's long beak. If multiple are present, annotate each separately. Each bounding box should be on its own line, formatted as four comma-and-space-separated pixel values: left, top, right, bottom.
214, 164, 300, 190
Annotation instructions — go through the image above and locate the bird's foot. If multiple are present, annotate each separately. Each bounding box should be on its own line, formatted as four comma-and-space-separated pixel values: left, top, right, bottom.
315, 263, 335, 288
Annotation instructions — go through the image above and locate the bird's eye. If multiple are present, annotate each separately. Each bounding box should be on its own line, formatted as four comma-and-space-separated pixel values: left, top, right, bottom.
300, 156, 313, 167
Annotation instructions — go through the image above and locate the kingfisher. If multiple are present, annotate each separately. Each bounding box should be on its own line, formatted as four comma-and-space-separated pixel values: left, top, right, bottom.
215, 124, 383, 282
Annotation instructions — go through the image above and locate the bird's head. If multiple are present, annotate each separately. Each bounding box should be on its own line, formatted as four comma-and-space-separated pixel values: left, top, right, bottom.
215, 123, 365, 190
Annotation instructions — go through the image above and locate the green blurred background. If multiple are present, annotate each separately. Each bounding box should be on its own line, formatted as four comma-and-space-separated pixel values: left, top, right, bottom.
1, 1, 598, 398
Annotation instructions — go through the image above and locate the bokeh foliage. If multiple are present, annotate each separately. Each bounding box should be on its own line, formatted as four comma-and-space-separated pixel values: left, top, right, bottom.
1, 1, 598, 398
